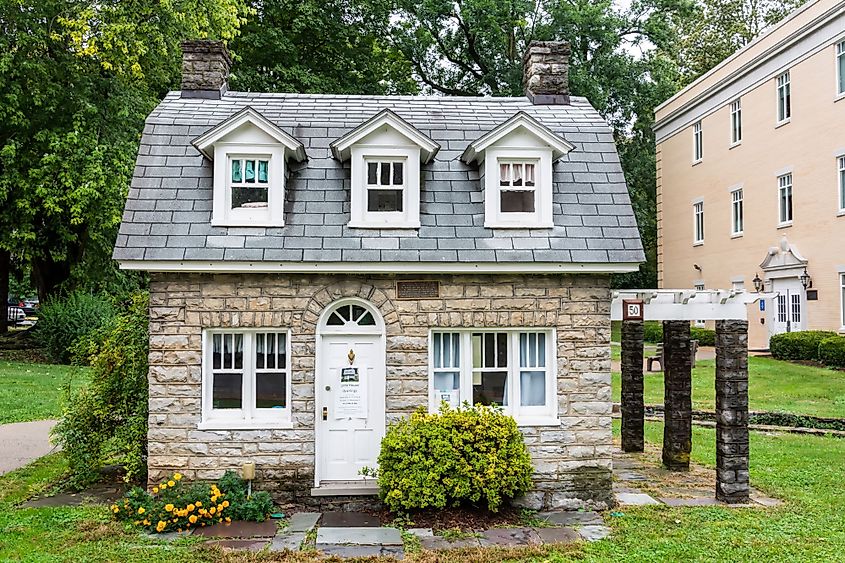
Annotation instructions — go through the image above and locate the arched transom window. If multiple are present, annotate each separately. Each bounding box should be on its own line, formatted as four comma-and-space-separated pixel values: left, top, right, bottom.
325, 303, 377, 327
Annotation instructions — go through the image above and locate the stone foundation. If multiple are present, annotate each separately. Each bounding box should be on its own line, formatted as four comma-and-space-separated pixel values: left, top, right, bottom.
147, 272, 613, 510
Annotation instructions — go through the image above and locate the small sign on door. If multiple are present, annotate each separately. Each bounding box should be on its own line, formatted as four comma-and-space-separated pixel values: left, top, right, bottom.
622, 299, 644, 321
336, 366, 367, 419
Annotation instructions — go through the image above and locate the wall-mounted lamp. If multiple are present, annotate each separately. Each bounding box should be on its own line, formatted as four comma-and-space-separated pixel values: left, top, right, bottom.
693, 264, 702, 272
800, 267, 813, 290
752, 273, 764, 293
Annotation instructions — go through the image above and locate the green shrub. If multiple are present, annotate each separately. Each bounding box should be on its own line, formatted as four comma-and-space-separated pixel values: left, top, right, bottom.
53, 292, 149, 488
375, 405, 533, 513
769, 330, 838, 361
643, 321, 663, 343
690, 327, 716, 346
34, 291, 115, 364
818, 336, 845, 369
112, 470, 272, 533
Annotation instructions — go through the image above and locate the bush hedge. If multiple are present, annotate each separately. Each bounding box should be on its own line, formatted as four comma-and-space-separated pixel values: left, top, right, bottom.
690, 327, 716, 346
769, 330, 838, 362
643, 321, 663, 343
375, 405, 533, 513
34, 291, 115, 364
818, 336, 845, 369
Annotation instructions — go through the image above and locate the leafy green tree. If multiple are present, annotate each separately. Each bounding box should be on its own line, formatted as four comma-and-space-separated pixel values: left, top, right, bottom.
0, 0, 248, 303
229, 0, 417, 94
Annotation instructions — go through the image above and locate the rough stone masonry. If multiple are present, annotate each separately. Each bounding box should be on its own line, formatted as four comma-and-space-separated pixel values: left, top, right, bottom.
147, 272, 615, 510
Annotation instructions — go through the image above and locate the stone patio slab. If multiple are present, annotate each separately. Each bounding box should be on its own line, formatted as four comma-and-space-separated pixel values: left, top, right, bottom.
319, 545, 404, 559
420, 536, 481, 550
316, 526, 402, 546
407, 527, 434, 538
751, 495, 783, 507
201, 539, 269, 551
319, 511, 381, 527
536, 527, 581, 544
287, 512, 321, 532
537, 510, 604, 527
615, 492, 660, 506
660, 496, 719, 507
192, 520, 277, 538
270, 531, 306, 551
579, 525, 611, 542
479, 527, 540, 547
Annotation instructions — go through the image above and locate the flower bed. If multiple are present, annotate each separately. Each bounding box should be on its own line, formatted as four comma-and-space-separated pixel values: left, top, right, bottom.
111, 471, 272, 534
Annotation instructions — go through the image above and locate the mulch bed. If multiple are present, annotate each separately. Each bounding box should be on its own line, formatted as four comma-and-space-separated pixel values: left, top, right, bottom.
376, 505, 525, 531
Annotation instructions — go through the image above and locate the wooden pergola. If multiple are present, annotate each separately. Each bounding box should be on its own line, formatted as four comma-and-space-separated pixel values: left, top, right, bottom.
610, 289, 770, 504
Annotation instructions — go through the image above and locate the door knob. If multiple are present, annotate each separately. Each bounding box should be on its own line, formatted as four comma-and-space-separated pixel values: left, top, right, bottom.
322, 406, 328, 421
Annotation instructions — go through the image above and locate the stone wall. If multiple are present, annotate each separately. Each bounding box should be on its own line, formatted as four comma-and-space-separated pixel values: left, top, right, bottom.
147, 272, 613, 510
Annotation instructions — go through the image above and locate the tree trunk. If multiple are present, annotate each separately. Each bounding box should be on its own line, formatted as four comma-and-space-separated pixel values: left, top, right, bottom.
31, 255, 72, 303
0, 250, 9, 334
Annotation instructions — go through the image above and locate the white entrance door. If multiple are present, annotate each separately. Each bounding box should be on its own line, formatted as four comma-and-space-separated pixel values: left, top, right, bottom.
769, 278, 805, 337
315, 300, 386, 484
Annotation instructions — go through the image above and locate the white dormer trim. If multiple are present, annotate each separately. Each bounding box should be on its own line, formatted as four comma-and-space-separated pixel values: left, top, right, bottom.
460, 111, 575, 164
330, 109, 440, 163
191, 107, 306, 228
192, 106, 307, 162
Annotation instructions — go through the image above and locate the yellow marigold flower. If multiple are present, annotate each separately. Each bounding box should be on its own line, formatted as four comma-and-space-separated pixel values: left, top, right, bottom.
156, 521, 167, 532
221, 501, 229, 508
152, 487, 159, 494
137, 507, 146, 515
187, 504, 195, 512
143, 520, 150, 526
160, 483, 167, 490
209, 507, 216, 515
189, 515, 198, 524
112, 507, 119, 513
195, 501, 202, 508
165, 504, 174, 512
225, 517, 231, 523
219, 518, 223, 523
173, 473, 182, 481
167, 480, 175, 487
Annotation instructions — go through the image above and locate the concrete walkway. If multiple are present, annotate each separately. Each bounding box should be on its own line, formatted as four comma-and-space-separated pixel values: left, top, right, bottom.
0, 419, 59, 475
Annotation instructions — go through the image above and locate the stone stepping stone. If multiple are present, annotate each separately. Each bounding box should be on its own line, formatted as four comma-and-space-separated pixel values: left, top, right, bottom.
287, 512, 321, 533
420, 536, 481, 550
617, 471, 649, 481
192, 520, 277, 538
535, 527, 581, 544
320, 511, 380, 527
479, 527, 540, 547
319, 545, 404, 558
579, 525, 611, 542
537, 510, 604, 527
660, 496, 719, 507
751, 494, 782, 507
201, 539, 269, 551
270, 531, 306, 552
407, 528, 433, 538
316, 526, 403, 546
615, 492, 661, 506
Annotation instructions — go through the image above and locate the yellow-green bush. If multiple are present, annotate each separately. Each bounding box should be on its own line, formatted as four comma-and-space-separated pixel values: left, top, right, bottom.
818, 336, 845, 369
375, 405, 533, 513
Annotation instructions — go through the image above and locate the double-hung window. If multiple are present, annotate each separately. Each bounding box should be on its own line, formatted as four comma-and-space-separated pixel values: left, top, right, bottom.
229, 157, 270, 211
730, 100, 742, 145
776, 71, 791, 123
429, 330, 556, 424
692, 121, 703, 162
778, 173, 793, 226
498, 161, 537, 213
202, 329, 291, 428
693, 201, 705, 244
837, 41, 845, 97
366, 159, 405, 212
838, 156, 845, 213
731, 188, 744, 236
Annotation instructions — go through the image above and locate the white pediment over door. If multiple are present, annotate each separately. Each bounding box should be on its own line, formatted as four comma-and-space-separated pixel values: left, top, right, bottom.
760, 236, 808, 278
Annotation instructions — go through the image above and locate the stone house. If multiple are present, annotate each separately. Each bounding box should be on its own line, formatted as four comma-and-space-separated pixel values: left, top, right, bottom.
113, 40, 644, 510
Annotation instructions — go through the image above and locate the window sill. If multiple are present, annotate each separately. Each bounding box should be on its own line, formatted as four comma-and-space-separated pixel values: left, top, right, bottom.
775, 118, 791, 129
837, 210, 845, 217
515, 417, 562, 427
348, 222, 420, 229
198, 420, 293, 431
729, 141, 742, 150
691, 159, 702, 167
212, 220, 284, 228
731, 232, 743, 239
777, 222, 793, 229
484, 222, 553, 229
835, 92, 845, 103
693, 241, 704, 247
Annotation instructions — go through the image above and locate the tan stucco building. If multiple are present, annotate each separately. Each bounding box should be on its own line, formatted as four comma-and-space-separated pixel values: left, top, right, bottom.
655, 0, 845, 349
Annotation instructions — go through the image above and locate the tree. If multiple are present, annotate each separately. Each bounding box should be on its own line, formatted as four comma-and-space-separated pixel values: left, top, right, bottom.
229, 0, 417, 94
0, 0, 248, 303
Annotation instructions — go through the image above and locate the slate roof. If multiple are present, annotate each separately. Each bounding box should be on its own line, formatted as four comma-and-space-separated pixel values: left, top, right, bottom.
113, 92, 644, 266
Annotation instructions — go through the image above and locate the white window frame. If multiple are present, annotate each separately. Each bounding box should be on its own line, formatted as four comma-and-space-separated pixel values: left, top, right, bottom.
778, 173, 793, 227
776, 71, 791, 125
212, 144, 285, 227
838, 156, 845, 214
200, 328, 292, 430
692, 121, 703, 163
427, 329, 558, 426
349, 146, 420, 228
836, 40, 845, 98
731, 188, 744, 236
730, 99, 742, 146
483, 148, 553, 228
694, 283, 706, 327
693, 200, 705, 245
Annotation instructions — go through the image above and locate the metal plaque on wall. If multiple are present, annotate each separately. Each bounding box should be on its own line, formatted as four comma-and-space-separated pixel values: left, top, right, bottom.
396, 280, 440, 300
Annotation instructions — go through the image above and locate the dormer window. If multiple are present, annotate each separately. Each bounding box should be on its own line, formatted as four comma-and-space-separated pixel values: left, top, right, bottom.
331, 109, 440, 229
192, 107, 306, 228
462, 112, 574, 228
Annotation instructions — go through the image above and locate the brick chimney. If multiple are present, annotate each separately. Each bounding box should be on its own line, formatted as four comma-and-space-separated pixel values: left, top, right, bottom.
180, 40, 232, 99
523, 41, 571, 105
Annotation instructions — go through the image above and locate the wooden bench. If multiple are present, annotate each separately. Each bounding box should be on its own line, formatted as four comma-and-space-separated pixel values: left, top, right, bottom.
646, 340, 699, 372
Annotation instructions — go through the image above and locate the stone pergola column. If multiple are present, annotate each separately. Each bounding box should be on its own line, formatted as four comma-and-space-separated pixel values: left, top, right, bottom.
662, 320, 692, 471
715, 319, 750, 503
621, 320, 644, 452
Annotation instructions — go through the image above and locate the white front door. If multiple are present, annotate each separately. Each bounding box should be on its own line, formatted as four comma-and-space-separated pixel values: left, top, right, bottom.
769, 278, 805, 337
315, 301, 386, 484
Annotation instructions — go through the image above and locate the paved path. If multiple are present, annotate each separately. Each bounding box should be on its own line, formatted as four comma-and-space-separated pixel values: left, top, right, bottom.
0, 419, 59, 475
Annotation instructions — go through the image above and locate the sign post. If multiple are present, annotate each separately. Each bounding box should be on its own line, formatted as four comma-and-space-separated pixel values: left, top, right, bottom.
622, 299, 644, 321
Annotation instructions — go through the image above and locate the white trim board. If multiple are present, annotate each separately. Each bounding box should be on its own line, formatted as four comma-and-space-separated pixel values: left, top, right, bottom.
117, 260, 641, 274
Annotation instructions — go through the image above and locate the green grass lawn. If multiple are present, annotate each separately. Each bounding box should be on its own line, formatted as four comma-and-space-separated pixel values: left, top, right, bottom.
611, 355, 845, 418
0, 361, 90, 424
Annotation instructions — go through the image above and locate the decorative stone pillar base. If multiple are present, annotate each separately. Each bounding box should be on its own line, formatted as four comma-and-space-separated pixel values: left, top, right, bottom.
621, 321, 644, 452
715, 320, 750, 503
662, 320, 692, 471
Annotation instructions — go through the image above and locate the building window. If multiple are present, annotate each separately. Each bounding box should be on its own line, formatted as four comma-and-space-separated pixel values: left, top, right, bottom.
778, 173, 793, 225
230, 157, 270, 210
777, 294, 788, 323
429, 330, 556, 423
693, 201, 705, 244
202, 330, 290, 428
731, 188, 744, 236
692, 121, 703, 162
837, 41, 845, 96
213, 150, 284, 226
366, 159, 405, 212
694, 283, 706, 327
839, 156, 845, 213
730, 99, 742, 144
498, 161, 537, 213
791, 294, 801, 324
776, 71, 791, 123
